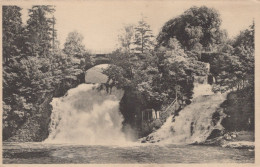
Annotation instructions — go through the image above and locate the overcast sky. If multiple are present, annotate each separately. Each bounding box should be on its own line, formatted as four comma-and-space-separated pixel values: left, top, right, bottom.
20, 1, 257, 53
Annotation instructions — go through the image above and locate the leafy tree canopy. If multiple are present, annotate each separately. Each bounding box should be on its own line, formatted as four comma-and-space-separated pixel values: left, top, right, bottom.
157, 6, 227, 51
211, 22, 254, 92
118, 24, 135, 53
63, 31, 87, 59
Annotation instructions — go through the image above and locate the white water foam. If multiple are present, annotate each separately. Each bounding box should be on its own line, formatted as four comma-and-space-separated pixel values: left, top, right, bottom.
144, 63, 226, 144
45, 84, 130, 145
149, 93, 226, 144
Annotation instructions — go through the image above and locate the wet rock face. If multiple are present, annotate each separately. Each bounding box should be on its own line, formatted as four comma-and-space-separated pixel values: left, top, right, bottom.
119, 88, 164, 139
140, 134, 161, 143
206, 129, 223, 140
203, 131, 255, 149
119, 88, 147, 139
220, 88, 254, 131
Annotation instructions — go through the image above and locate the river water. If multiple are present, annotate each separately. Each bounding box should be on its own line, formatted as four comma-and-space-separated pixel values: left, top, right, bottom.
3, 142, 254, 164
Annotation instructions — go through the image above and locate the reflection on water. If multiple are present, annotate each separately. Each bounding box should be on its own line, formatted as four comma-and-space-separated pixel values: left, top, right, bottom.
3, 142, 254, 164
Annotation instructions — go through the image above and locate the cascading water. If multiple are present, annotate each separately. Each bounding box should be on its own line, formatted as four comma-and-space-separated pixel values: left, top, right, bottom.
143, 63, 226, 144
193, 76, 214, 98
193, 62, 213, 98
45, 84, 128, 145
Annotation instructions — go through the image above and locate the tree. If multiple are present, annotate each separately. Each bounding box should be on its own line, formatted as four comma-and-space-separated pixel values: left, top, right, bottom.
104, 37, 208, 109
155, 38, 207, 101
2, 6, 30, 139
118, 24, 135, 53
157, 6, 226, 51
133, 17, 154, 53
2, 6, 23, 64
211, 23, 254, 92
25, 5, 56, 57
233, 23, 254, 89
233, 21, 254, 49
63, 31, 86, 59
2, 5, 89, 141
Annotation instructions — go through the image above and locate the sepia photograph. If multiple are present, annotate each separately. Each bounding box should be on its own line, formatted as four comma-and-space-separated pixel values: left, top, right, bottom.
1, 0, 258, 164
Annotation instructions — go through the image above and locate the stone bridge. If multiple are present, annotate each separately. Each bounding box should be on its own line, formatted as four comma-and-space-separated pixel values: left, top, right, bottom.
84, 53, 112, 84
85, 53, 111, 70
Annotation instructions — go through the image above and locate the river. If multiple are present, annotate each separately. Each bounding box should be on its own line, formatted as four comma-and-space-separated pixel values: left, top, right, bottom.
3, 142, 254, 163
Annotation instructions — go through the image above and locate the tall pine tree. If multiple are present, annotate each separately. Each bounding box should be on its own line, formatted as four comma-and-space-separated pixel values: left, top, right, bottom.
2, 6, 23, 64
25, 5, 55, 57
133, 17, 154, 53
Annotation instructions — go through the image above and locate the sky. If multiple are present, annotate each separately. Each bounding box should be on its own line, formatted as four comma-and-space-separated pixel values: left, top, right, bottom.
19, 1, 257, 53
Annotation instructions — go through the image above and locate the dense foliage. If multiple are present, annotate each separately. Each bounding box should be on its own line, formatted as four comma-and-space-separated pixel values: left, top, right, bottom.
2, 6, 89, 140
2, 6, 23, 64
104, 36, 208, 133
211, 23, 254, 92
157, 6, 227, 51
103, 6, 254, 134
25, 6, 56, 57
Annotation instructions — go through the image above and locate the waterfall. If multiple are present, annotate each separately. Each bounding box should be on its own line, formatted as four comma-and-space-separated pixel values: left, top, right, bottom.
193, 76, 214, 98
142, 63, 226, 144
45, 84, 128, 145
145, 94, 226, 144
